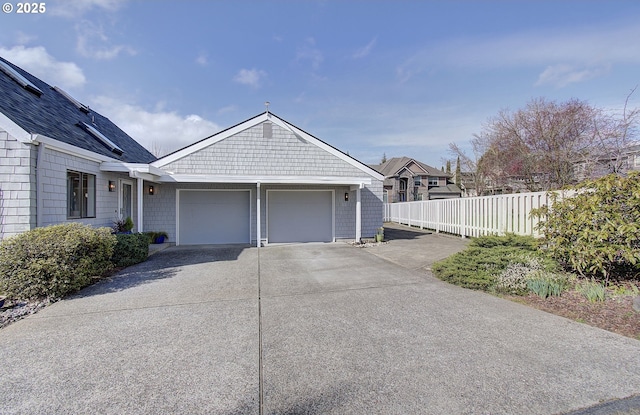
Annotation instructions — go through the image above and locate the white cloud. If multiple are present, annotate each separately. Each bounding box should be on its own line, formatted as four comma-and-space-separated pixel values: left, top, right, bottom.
75, 21, 136, 60
353, 37, 377, 59
195, 52, 208, 66
49, 0, 127, 17
397, 20, 640, 85
535, 63, 611, 88
0, 45, 86, 89
15, 31, 37, 45
296, 37, 323, 70
90, 96, 220, 156
233, 68, 267, 88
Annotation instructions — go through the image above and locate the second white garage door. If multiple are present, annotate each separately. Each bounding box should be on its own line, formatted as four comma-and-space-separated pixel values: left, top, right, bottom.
267, 190, 333, 243
178, 190, 250, 245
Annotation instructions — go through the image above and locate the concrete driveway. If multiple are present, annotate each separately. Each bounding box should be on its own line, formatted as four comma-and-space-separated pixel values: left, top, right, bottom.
1, 225, 640, 414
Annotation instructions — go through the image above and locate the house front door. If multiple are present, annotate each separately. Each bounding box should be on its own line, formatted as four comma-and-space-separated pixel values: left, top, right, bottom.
119, 180, 133, 220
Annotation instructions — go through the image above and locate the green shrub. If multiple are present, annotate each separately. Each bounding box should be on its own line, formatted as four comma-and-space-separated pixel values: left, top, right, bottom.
433, 235, 543, 291
494, 255, 550, 295
526, 271, 569, 298
532, 172, 640, 282
0, 223, 116, 301
471, 233, 539, 250
112, 233, 150, 267
576, 280, 606, 302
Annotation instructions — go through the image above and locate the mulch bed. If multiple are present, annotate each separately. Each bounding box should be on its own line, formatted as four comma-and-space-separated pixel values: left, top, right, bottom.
509, 290, 640, 340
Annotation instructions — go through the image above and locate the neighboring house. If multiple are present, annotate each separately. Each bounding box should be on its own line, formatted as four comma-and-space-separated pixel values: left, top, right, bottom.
0, 58, 384, 245
455, 171, 478, 197
369, 157, 461, 202
573, 144, 640, 182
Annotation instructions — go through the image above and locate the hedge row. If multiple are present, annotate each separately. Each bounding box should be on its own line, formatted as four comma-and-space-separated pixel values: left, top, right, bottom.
0, 223, 150, 302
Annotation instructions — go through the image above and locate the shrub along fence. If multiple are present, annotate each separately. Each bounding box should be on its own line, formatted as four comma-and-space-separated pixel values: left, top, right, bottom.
384, 191, 564, 238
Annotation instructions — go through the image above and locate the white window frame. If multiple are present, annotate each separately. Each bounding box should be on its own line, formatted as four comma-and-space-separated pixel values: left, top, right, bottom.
67, 170, 96, 219
119, 179, 134, 221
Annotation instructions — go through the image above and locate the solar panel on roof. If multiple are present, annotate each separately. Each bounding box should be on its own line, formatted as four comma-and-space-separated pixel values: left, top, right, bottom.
0, 60, 43, 96
52, 86, 90, 113
78, 122, 124, 155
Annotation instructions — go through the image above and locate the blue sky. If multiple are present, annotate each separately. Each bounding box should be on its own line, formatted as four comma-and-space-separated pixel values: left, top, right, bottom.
1, 1, 640, 168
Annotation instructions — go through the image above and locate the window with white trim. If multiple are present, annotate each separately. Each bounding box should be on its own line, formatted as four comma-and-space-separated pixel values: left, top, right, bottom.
413, 176, 422, 186
428, 177, 439, 186
67, 171, 96, 219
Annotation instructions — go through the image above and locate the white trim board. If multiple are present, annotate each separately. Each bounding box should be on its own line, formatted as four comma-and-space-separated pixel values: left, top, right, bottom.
160, 174, 371, 185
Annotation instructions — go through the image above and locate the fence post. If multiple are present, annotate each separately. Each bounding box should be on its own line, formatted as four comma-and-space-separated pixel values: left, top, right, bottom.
460, 198, 466, 238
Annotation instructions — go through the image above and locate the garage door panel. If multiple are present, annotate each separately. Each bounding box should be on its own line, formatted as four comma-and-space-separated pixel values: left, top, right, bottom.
268, 191, 333, 243
179, 190, 250, 245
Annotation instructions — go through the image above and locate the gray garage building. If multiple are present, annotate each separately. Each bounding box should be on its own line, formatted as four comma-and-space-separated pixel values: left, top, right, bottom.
140, 112, 384, 246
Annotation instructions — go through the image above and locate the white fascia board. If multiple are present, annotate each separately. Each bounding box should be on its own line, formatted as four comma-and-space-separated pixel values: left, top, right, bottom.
269, 115, 385, 181
101, 162, 165, 177
31, 134, 117, 163
0, 112, 31, 142
152, 113, 270, 168
160, 174, 371, 185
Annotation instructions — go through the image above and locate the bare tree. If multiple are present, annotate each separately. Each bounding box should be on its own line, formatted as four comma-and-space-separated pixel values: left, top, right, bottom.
470, 97, 638, 192
150, 141, 168, 158
447, 141, 488, 195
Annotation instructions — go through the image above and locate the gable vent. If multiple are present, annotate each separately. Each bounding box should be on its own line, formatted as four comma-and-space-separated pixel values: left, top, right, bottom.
263, 122, 272, 139
0, 60, 43, 96
78, 122, 124, 155
52, 86, 90, 113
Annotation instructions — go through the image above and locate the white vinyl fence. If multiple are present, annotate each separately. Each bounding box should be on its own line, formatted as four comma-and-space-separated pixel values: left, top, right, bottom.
384, 191, 555, 238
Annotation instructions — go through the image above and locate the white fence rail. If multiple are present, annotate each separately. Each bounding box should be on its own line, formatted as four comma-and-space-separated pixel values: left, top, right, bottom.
384, 191, 555, 238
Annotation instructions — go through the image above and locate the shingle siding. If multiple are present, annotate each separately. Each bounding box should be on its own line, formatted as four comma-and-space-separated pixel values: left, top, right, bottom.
0, 132, 137, 240
39, 148, 132, 230
0, 130, 36, 238
164, 123, 365, 177
144, 181, 383, 244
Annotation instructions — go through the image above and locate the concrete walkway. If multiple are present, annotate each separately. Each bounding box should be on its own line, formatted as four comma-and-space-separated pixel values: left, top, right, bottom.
1, 227, 639, 414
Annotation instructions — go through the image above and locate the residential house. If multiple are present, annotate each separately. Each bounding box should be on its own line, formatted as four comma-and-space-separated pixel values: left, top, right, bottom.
573, 144, 640, 182
0, 57, 384, 244
369, 157, 461, 202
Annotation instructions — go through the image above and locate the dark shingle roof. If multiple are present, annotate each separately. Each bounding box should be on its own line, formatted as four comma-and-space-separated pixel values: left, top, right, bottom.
369, 156, 450, 178
0, 57, 156, 163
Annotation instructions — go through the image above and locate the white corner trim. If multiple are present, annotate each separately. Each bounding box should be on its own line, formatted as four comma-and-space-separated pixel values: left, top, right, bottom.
0, 112, 32, 142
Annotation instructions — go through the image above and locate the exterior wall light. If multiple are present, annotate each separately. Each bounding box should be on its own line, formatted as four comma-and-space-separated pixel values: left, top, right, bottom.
148, 185, 155, 196
344, 192, 349, 201
108, 181, 116, 192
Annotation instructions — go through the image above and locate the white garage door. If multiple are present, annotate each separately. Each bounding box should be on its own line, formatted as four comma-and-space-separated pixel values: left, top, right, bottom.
267, 190, 333, 243
178, 190, 250, 245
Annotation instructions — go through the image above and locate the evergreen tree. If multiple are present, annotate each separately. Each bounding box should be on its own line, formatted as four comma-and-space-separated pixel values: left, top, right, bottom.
455, 156, 462, 187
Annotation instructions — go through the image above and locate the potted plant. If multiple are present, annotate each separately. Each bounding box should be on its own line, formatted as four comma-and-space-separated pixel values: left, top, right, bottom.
112, 216, 134, 234
152, 231, 168, 244
375, 227, 384, 242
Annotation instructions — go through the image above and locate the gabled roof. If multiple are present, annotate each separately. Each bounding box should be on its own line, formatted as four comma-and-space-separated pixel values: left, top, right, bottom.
0, 57, 156, 163
369, 156, 450, 178
153, 111, 384, 180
